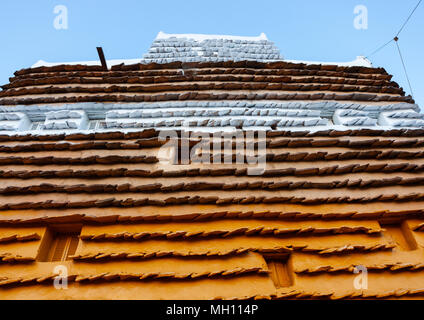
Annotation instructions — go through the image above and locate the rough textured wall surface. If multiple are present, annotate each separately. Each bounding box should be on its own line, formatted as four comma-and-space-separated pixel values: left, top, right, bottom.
0, 34, 424, 299
0, 128, 423, 299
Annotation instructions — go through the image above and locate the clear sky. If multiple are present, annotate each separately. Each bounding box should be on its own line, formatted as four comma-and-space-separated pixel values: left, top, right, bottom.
1, 0, 423, 108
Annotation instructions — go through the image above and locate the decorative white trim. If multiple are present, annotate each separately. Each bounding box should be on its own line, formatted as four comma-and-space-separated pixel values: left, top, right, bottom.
286, 56, 373, 68
1, 101, 419, 115
333, 109, 377, 127
378, 109, 424, 127
0, 112, 30, 131
32, 58, 142, 68
43, 110, 88, 130
0, 102, 422, 135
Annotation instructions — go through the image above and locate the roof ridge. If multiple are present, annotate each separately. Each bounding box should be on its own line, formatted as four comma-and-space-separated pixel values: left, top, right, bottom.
155, 31, 269, 42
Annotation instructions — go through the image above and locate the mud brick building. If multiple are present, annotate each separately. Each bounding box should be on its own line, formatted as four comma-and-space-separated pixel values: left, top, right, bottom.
0, 32, 424, 299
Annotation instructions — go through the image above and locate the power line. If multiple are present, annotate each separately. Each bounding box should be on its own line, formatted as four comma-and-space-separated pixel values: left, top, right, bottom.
396, 0, 423, 37
366, 38, 394, 58
366, 0, 422, 58
395, 39, 414, 98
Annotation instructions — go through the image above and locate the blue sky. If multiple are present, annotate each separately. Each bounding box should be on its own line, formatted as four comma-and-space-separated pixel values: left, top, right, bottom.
1, 0, 423, 108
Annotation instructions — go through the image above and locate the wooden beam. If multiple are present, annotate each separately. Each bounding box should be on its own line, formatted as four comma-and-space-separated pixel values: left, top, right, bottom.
96, 47, 108, 71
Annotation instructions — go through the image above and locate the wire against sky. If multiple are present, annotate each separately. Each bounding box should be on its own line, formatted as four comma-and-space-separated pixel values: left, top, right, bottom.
396, 0, 423, 37
395, 40, 414, 98
366, 0, 422, 58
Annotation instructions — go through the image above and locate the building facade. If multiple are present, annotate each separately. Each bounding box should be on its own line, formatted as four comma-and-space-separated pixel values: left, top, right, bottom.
0, 33, 424, 299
